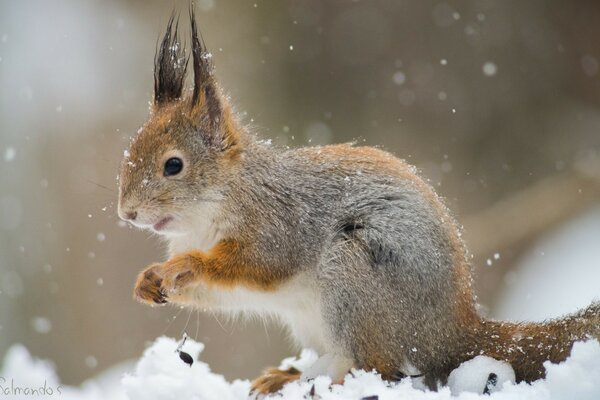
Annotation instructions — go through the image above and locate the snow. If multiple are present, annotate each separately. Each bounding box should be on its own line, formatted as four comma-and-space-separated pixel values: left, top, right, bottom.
2, 337, 600, 399
447, 356, 515, 395
393, 71, 406, 85
121, 337, 248, 400
3, 146, 16, 162
581, 54, 599, 77
29, 317, 52, 334
85, 356, 98, 369
482, 62, 497, 77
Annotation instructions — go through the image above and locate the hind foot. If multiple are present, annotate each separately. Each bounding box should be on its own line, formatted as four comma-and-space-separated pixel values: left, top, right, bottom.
250, 367, 301, 395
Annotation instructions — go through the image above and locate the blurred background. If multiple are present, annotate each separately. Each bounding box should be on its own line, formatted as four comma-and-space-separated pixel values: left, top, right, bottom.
1, 0, 599, 387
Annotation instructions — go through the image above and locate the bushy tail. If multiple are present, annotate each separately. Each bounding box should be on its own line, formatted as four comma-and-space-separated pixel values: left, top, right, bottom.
470, 302, 600, 382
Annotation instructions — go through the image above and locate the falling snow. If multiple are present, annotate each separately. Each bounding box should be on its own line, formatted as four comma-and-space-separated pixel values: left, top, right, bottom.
393, 71, 406, 85
482, 62, 498, 77
30, 317, 52, 334
4, 146, 16, 162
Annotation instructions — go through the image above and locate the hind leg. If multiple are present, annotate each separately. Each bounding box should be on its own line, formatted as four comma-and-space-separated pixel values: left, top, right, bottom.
250, 353, 353, 395
317, 233, 448, 381
317, 240, 404, 379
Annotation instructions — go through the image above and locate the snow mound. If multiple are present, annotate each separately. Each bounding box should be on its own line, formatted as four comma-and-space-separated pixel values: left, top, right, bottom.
121, 337, 249, 400
448, 355, 515, 395
2, 337, 600, 399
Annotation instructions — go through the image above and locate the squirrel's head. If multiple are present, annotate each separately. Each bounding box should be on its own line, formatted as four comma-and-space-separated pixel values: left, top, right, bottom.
118, 11, 242, 235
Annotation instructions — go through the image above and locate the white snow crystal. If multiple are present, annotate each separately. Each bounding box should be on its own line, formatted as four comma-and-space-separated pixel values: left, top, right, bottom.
85, 356, 98, 369
393, 70, 406, 85
4, 146, 16, 162
278, 348, 318, 372
30, 317, 52, 334
581, 54, 599, 77
483, 62, 498, 77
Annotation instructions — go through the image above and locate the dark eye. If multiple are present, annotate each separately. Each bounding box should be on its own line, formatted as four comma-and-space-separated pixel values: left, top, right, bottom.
164, 157, 183, 177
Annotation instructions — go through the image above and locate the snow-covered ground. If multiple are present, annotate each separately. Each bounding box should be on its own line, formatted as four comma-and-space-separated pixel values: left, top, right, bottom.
2, 335, 600, 399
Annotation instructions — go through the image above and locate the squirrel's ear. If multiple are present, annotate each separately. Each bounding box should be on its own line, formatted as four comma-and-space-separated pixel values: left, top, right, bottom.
190, 8, 221, 125
154, 14, 189, 106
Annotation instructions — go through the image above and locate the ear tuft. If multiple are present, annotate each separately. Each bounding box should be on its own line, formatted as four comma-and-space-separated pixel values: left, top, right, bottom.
190, 6, 220, 121
154, 13, 189, 106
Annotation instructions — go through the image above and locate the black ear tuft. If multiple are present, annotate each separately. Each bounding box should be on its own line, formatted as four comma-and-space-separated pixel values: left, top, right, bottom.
154, 14, 189, 106
190, 7, 217, 114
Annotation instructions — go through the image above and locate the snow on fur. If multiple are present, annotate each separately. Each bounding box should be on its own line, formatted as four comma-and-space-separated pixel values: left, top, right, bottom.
2, 337, 600, 399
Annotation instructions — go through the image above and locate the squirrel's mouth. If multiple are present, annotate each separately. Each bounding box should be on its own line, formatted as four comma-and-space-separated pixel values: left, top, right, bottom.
153, 216, 174, 232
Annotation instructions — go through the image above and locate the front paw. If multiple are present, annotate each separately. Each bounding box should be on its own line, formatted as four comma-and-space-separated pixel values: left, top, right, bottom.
134, 263, 167, 305
159, 252, 202, 296
133, 253, 202, 305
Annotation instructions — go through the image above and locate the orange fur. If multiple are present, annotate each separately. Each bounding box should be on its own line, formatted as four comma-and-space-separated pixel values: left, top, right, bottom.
133, 239, 290, 304
250, 367, 301, 395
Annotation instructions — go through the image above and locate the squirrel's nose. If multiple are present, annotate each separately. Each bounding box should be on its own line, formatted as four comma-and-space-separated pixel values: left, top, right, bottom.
119, 208, 138, 221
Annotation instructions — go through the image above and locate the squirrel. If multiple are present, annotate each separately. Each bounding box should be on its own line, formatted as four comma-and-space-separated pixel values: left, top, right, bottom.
117, 11, 600, 395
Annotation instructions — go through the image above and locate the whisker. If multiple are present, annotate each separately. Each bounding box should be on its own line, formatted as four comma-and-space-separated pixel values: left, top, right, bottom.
262, 315, 271, 344
195, 309, 200, 340
86, 179, 117, 193
158, 196, 221, 203
182, 308, 193, 335
161, 306, 186, 336
211, 310, 228, 333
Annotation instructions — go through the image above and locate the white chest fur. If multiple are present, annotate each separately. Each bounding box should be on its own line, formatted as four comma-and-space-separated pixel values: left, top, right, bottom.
166, 203, 223, 255
211, 275, 329, 352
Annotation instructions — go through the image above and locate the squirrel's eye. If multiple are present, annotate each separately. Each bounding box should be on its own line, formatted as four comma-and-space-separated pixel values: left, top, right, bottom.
164, 157, 183, 177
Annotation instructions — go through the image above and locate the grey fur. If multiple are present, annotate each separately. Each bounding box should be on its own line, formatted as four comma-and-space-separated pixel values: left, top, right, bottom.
207, 140, 475, 383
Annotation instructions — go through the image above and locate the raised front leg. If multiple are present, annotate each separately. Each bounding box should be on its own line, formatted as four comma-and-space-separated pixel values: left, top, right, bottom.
133, 239, 291, 305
